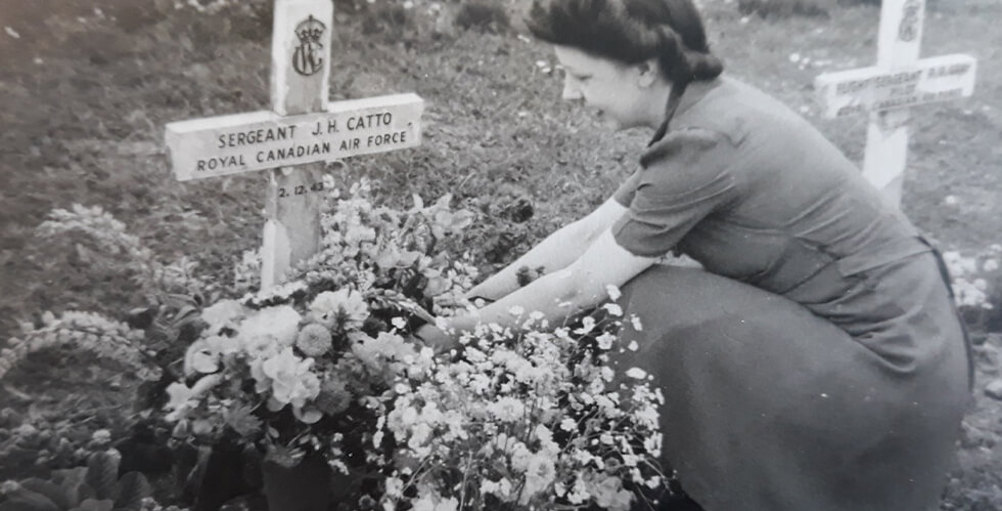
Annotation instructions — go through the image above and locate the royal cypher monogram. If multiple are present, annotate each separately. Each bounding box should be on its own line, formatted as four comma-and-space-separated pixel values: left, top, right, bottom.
897, 0, 921, 42
293, 15, 326, 76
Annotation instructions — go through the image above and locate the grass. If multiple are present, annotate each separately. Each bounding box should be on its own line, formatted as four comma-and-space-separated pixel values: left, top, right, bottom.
0, 0, 1000, 508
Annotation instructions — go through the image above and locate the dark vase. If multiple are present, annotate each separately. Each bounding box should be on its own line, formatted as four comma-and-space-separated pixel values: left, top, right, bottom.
261, 455, 333, 511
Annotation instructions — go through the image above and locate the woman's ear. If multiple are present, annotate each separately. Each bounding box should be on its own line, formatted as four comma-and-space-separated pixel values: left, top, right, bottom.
636, 59, 661, 88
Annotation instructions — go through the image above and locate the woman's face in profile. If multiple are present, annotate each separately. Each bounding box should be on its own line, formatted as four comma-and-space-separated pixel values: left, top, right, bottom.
553, 45, 659, 131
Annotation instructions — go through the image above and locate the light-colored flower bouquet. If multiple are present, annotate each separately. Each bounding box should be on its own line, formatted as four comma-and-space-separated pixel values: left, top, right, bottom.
160, 181, 480, 481
159, 181, 669, 510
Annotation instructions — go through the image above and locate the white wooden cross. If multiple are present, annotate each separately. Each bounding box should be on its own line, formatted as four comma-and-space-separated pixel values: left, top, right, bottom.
164, 0, 423, 289
815, 0, 976, 205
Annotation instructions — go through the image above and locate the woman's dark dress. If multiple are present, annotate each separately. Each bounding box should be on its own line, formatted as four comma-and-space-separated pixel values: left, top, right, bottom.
609, 77, 971, 511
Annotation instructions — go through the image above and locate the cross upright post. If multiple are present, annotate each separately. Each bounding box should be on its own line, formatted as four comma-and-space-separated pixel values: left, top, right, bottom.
861, 0, 924, 203
263, 0, 333, 290
164, 0, 424, 289
815, 0, 976, 205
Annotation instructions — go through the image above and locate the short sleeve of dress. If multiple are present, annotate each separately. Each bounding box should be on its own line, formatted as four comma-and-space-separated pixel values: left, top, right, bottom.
612, 128, 739, 258
613, 169, 643, 207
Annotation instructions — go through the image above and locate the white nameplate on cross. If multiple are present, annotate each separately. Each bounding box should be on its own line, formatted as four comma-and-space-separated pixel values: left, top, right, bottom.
817, 54, 976, 119
163, 0, 424, 289
165, 94, 423, 181
814, 0, 976, 205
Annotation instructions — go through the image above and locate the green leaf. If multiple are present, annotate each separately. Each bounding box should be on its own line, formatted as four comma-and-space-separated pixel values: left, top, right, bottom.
70, 499, 114, 511
112, 473, 150, 511
18, 479, 70, 510
84, 451, 120, 501
0, 489, 61, 511
50, 467, 88, 507
223, 404, 262, 438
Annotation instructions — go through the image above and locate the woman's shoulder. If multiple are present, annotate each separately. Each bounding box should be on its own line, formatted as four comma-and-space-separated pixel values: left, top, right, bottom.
674, 76, 811, 145
637, 127, 744, 201
665, 77, 855, 176
638, 79, 760, 169
639, 127, 732, 169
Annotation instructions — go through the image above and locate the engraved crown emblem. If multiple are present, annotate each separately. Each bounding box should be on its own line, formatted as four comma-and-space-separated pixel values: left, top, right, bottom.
295, 15, 325, 44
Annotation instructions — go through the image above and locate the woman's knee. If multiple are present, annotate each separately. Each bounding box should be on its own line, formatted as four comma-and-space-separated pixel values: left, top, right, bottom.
620, 266, 763, 330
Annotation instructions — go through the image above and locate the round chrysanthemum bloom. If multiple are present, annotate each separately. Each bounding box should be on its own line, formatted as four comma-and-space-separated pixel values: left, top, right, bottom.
315, 376, 352, 415
90, 429, 112, 447
296, 323, 333, 357
310, 289, 369, 330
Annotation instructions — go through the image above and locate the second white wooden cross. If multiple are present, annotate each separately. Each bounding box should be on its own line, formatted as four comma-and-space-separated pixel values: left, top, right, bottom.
815, 0, 976, 205
164, 0, 424, 289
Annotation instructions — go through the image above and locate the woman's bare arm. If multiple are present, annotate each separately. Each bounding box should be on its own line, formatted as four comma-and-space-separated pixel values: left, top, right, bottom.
464, 197, 628, 301
446, 228, 657, 335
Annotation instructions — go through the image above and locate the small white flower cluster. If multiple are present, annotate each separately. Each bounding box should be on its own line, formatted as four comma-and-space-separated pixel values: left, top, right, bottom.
0, 410, 119, 473
152, 255, 212, 297
379, 307, 665, 511
36, 204, 151, 262
363, 0, 443, 10
35, 203, 208, 298
139, 496, 189, 511
171, 0, 251, 14
243, 279, 309, 308
943, 246, 1001, 310
1, 311, 153, 382
231, 248, 262, 296
429, 257, 482, 317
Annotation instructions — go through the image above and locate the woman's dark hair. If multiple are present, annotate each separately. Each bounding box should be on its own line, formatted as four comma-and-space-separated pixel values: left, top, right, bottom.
527, 0, 724, 145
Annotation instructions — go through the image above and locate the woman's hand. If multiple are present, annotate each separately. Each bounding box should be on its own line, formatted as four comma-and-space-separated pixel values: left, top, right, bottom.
413, 323, 458, 353
461, 294, 495, 308
455, 230, 657, 332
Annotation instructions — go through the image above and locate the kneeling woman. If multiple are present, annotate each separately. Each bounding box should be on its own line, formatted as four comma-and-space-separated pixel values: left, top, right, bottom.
417, 0, 972, 509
